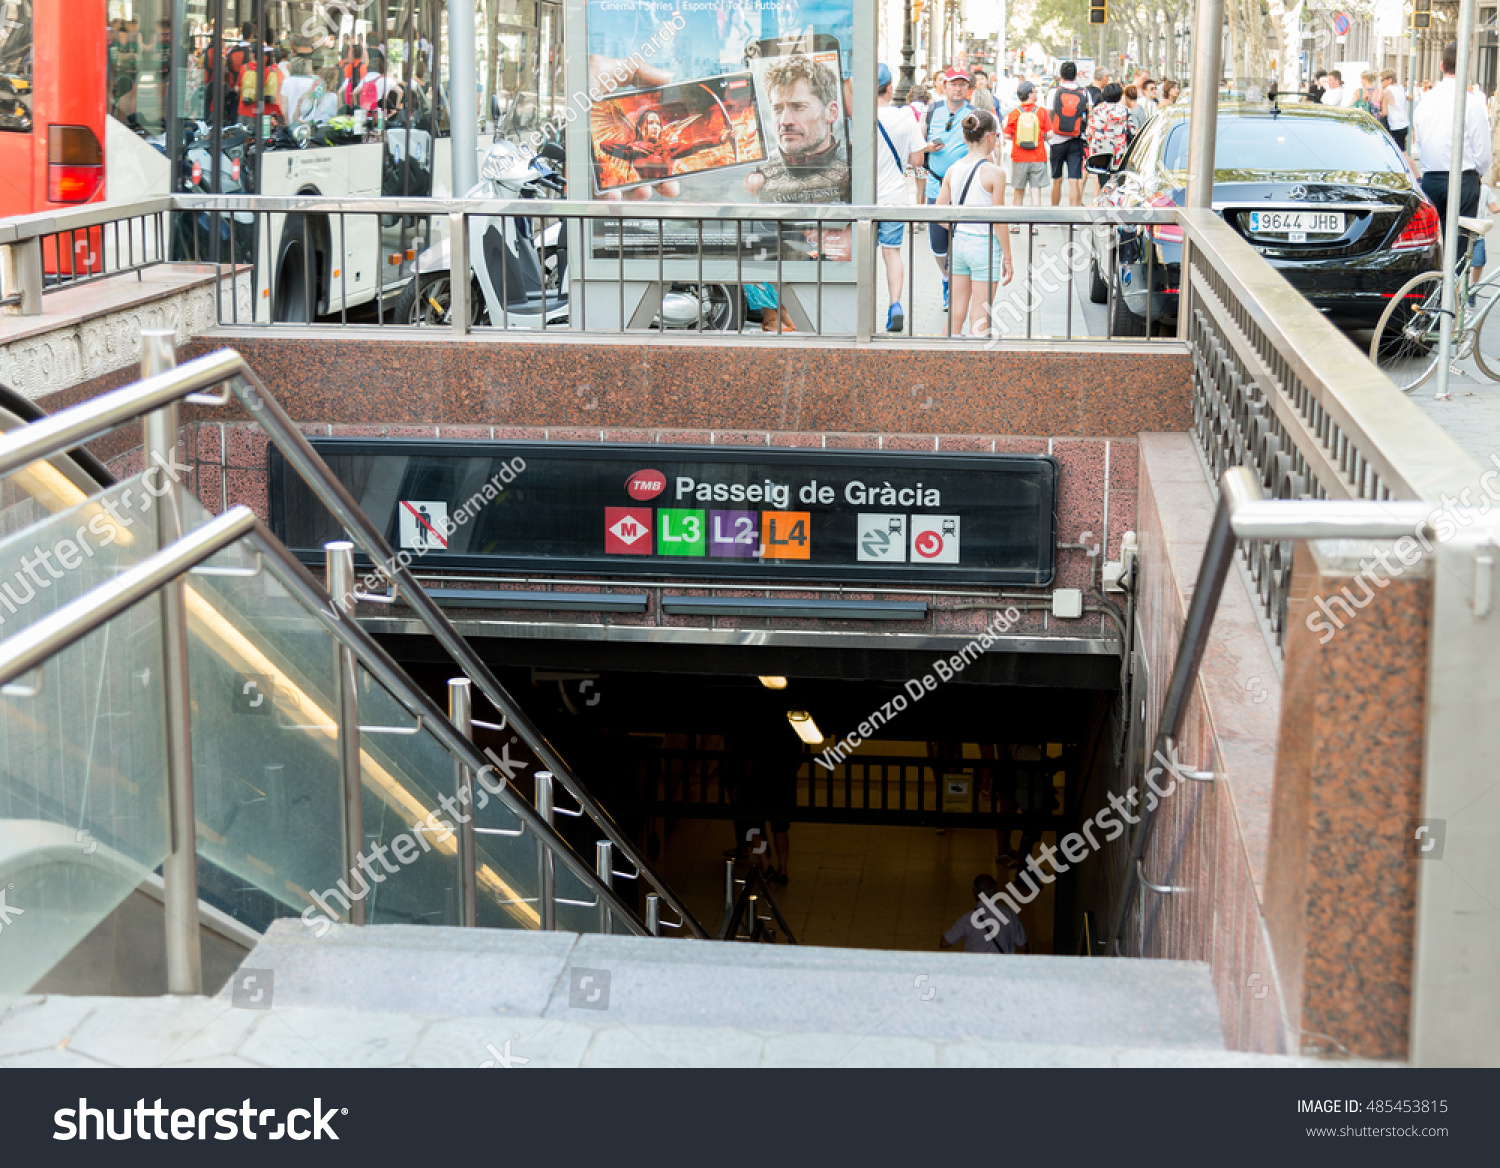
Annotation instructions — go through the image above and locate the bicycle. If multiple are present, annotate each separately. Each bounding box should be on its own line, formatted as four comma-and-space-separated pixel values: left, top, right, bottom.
1369, 216, 1500, 392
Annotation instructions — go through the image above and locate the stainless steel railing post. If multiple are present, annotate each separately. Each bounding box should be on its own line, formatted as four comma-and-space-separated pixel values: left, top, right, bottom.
536, 771, 556, 930
646, 893, 661, 937
722, 858, 735, 927
449, 678, 478, 927
595, 840, 613, 935
326, 540, 366, 926
142, 330, 202, 995
448, 213, 469, 336
2, 235, 43, 316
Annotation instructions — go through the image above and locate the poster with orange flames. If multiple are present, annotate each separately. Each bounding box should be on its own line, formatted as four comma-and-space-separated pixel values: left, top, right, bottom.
589, 73, 765, 195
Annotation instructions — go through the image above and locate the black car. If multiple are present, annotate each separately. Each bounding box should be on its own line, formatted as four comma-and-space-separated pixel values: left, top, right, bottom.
1089, 99, 1442, 333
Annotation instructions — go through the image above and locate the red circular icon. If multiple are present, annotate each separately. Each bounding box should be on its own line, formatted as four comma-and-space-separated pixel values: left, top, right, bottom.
914, 530, 944, 559
625, 469, 667, 501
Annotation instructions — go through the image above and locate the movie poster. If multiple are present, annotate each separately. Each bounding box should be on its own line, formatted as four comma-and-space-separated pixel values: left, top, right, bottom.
583, 0, 855, 258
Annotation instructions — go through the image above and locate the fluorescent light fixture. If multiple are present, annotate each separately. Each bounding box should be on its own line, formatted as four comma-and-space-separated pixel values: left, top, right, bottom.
758, 676, 788, 689
786, 709, 824, 744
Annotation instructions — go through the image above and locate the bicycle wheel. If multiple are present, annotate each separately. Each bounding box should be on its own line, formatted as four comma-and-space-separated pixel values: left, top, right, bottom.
1470, 275, 1500, 381
1370, 271, 1444, 392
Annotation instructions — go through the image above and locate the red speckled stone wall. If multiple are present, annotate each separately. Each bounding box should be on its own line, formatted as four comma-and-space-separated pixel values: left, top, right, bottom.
46, 333, 1185, 644
1264, 541, 1430, 1061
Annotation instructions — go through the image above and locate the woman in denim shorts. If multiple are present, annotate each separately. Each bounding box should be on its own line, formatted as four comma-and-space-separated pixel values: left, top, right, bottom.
935, 110, 1014, 336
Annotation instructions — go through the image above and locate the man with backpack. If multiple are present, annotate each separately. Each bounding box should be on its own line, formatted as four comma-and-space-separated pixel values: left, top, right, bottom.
1003, 81, 1051, 217
920, 66, 978, 310
1048, 60, 1091, 208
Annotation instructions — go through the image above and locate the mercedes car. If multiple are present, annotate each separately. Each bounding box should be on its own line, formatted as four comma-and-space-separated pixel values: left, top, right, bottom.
1088, 98, 1442, 334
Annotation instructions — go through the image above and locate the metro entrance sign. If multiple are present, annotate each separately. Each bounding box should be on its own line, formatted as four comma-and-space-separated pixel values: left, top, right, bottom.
271, 441, 1059, 586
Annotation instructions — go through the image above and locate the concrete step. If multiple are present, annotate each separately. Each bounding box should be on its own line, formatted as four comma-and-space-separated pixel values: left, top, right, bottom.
234, 920, 1226, 1049
3, 922, 1395, 1067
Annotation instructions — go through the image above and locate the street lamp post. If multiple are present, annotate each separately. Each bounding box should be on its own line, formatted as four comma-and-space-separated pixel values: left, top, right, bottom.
897, 0, 916, 101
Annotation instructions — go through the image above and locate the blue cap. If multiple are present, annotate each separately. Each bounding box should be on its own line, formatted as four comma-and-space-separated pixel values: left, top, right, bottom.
878, 63, 893, 88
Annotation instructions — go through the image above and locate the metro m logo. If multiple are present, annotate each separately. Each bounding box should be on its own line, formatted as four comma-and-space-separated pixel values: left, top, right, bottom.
604, 507, 654, 555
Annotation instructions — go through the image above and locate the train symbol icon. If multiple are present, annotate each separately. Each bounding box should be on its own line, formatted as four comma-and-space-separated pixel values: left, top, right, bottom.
911, 516, 960, 563
856, 514, 907, 562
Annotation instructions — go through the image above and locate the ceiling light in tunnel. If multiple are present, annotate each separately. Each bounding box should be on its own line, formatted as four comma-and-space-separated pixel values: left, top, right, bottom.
758, 676, 788, 690
786, 710, 824, 744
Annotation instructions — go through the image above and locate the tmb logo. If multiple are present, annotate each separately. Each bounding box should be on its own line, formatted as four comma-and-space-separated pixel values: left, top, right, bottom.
625, 469, 667, 501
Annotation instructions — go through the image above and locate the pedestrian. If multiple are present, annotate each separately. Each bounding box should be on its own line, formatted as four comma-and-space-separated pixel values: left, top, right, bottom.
1470, 181, 1495, 299
1141, 77, 1158, 108
1382, 68, 1410, 150
1353, 71, 1382, 117
935, 110, 1013, 337
1160, 78, 1179, 106
281, 55, 318, 125
1085, 69, 1105, 107
908, 84, 930, 125
1086, 82, 1129, 172
1412, 40, 1493, 259
1320, 69, 1354, 107
1308, 70, 1327, 104
919, 66, 979, 311
1048, 60, 1092, 207
971, 68, 1002, 118
1123, 83, 1149, 137
1003, 80, 1051, 215
940, 874, 1029, 954
877, 63, 928, 332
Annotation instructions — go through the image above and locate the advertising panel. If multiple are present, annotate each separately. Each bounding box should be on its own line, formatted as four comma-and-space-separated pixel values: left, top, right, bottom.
583, 0, 855, 258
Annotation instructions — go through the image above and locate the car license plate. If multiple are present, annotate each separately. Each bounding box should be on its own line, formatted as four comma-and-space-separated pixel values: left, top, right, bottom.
1248, 210, 1345, 236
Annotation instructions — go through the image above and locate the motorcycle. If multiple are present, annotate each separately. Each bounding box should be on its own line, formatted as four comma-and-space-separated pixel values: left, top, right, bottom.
169, 120, 255, 265
400, 138, 743, 330
398, 137, 569, 328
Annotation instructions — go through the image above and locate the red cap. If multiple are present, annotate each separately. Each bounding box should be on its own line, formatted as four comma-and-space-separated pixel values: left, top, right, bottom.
943, 66, 970, 82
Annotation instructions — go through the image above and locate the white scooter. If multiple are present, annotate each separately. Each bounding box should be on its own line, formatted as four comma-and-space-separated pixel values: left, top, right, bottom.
401, 137, 743, 330
398, 138, 570, 328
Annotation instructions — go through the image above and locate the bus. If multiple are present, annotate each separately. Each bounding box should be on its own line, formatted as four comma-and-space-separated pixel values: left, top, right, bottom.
1, 1, 565, 318
0, 1, 108, 276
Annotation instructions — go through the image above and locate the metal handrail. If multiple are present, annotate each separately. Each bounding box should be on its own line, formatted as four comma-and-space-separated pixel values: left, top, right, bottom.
1178, 208, 1478, 505
170, 192, 1178, 227
0, 506, 257, 687
241, 523, 646, 935
0, 502, 645, 934
229, 360, 709, 938
716, 864, 797, 944
0, 347, 701, 937
0, 196, 173, 245
1107, 467, 1439, 954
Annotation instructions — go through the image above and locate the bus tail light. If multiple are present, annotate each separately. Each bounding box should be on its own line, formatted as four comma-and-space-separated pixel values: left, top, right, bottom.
48, 125, 104, 204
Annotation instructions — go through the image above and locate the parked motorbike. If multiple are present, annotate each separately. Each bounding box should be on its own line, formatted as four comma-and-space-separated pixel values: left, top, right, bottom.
401, 138, 742, 330
398, 138, 569, 328
168, 120, 255, 264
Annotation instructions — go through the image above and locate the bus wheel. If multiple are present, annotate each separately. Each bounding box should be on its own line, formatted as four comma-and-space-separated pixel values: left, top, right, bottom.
273, 233, 313, 323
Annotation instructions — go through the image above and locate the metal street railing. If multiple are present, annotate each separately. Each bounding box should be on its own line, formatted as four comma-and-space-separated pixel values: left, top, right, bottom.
3, 192, 1177, 343
1176, 208, 1480, 650
0, 197, 174, 312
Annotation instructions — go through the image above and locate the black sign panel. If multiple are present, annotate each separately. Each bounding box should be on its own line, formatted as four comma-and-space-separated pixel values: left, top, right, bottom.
270, 441, 1058, 586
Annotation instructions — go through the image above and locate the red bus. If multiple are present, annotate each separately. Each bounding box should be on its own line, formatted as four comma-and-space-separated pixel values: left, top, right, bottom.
0, 1, 564, 310
0, 1, 107, 219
